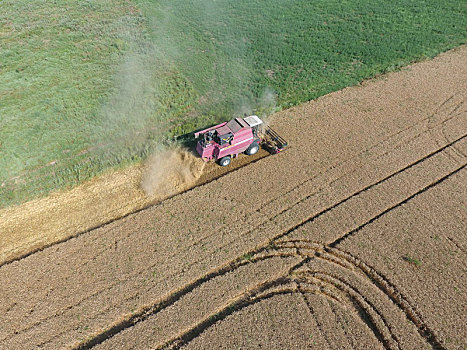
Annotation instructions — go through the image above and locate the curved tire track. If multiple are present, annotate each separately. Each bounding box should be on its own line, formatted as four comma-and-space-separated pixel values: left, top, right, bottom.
76, 239, 444, 350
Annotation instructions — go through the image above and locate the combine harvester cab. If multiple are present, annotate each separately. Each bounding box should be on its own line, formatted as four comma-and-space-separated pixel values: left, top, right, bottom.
194, 115, 287, 166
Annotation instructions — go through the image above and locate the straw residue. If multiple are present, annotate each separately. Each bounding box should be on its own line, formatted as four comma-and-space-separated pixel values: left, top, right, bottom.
141, 147, 206, 198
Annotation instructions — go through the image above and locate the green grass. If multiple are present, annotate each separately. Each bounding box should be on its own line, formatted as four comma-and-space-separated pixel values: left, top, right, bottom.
142, 0, 466, 111
1, 0, 466, 208
0, 0, 146, 204
403, 255, 422, 266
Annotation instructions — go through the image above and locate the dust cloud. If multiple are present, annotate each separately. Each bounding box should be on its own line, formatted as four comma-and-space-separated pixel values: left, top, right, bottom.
93, 2, 279, 193
258, 87, 278, 128
141, 147, 206, 198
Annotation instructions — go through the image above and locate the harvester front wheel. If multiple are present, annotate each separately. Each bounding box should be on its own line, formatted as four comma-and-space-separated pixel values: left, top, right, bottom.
245, 143, 259, 156
219, 156, 231, 167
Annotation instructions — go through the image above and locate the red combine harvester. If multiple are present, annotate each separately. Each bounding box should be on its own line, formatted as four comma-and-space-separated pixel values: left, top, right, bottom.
194, 115, 287, 166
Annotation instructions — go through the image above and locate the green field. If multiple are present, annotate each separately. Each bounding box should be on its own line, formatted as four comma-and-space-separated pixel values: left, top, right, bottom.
0, 0, 465, 208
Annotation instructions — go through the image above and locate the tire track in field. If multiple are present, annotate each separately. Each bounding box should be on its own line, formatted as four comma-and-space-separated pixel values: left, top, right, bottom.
298, 273, 398, 350
328, 163, 466, 247
295, 272, 334, 349
6, 132, 464, 348
259, 101, 466, 218
427, 94, 466, 161
285, 241, 445, 349
156, 239, 444, 349
269, 135, 466, 247
14, 132, 463, 347
73, 235, 448, 349
71, 136, 467, 349
73, 257, 305, 350
89, 242, 439, 350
